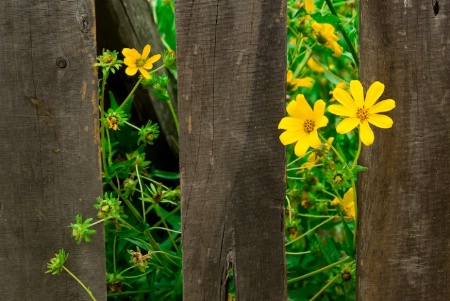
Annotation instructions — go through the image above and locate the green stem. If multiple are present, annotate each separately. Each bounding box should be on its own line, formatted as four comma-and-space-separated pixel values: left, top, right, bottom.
350, 137, 362, 172
99, 73, 108, 176
287, 256, 351, 284
88, 219, 105, 228
298, 213, 337, 218
286, 215, 338, 246
113, 236, 117, 274
287, 164, 322, 172
109, 181, 142, 222
149, 227, 181, 234
153, 205, 180, 227
309, 273, 341, 301
324, 0, 359, 67
62, 266, 97, 301
286, 251, 311, 255
166, 99, 179, 134
120, 77, 143, 110
135, 165, 146, 223
125, 120, 141, 131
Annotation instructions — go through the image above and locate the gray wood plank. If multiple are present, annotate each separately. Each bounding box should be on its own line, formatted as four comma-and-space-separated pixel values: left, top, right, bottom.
358, 2, 450, 300
0, 1, 106, 300
176, 1, 287, 300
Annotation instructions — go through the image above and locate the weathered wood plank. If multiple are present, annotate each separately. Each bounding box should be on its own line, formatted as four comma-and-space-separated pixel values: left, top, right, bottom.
176, 1, 287, 300
0, 1, 106, 300
358, 2, 450, 300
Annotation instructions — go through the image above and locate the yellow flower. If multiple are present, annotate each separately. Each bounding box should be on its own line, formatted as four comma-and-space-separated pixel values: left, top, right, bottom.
328, 80, 396, 146
122, 44, 161, 79
331, 188, 355, 219
305, 0, 315, 12
307, 57, 324, 73
278, 95, 329, 157
287, 70, 314, 90
312, 22, 343, 57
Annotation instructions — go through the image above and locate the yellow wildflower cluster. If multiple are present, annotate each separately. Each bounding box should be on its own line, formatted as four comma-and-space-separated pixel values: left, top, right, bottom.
312, 22, 343, 57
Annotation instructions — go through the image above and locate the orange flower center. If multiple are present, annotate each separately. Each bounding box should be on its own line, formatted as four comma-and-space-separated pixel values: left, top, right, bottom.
303, 119, 315, 133
356, 107, 369, 121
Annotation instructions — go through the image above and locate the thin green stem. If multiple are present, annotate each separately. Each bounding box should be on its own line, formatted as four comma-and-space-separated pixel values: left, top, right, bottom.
287, 256, 351, 284
136, 165, 146, 223
113, 236, 117, 274
88, 219, 105, 228
287, 176, 306, 181
298, 213, 337, 218
286, 215, 338, 246
105, 126, 112, 165
99, 73, 108, 176
287, 164, 322, 172
324, 0, 359, 67
125, 120, 141, 131
350, 137, 362, 172
286, 251, 311, 255
140, 176, 171, 190
62, 266, 97, 301
322, 189, 340, 200
309, 273, 341, 301
153, 205, 180, 227
149, 226, 181, 234
166, 99, 179, 134
120, 77, 143, 110
108, 181, 142, 222
156, 206, 180, 254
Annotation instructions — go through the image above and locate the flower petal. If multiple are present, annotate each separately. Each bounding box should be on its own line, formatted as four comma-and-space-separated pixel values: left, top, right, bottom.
124, 57, 137, 67
333, 88, 358, 111
293, 77, 314, 89
336, 117, 360, 134
368, 114, 393, 129
350, 80, 365, 108
306, 130, 321, 148
294, 138, 310, 158
365, 81, 385, 108
279, 129, 304, 145
286, 70, 293, 83
342, 188, 355, 219
278, 117, 303, 130
139, 68, 151, 79
317, 115, 329, 128
125, 66, 138, 76
313, 99, 326, 124
141, 44, 151, 60
147, 54, 161, 65
305, 0, 315, 12
286, 100, 303, 119
368, 99, 396, 114
328, 104, 355, 117
123, 48, 140, 59
360, 120, 374, 145
296, 94, 314, 120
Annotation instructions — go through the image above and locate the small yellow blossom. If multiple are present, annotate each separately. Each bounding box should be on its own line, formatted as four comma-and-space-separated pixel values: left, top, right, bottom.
287, 70, 314, 90
107, 116, 118, 131
289, 37, 297, 45
328, 80, 396, 146
331, 188, 355, 218
278, 94, 329, 157
307, 57, 325, 73
122, 44, 161, 79
305, 0, 315, 12
312, 22, 343, 57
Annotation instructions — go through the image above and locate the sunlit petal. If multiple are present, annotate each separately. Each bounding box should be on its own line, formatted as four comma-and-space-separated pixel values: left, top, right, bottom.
360, 121, 374, 145
286, 100, 303, 119
336, 117, 360, 134
350, 80, 365, 108
125, 66, 138, 76
139, 68, 151, 79
124, 57, 137, 67
313, 100, 326, 124
147, 54, 161, 64
328, 104, 355, 117
317, 115, 329, 128
279, 129, 303, 145
294, 138, 310, 158
365, 81, 385, 108
278, 117, 303, 130
123, 48, 141, 59
368, 99, 396, 114
333, 88, 358, 111
342, 188, 355, 219
306, 130, 321, 148
286, 70, 293, 83
296, 94, 314, 119
368, 114, 393, 128
305, 0, 315, 12
141, 44, 151, 60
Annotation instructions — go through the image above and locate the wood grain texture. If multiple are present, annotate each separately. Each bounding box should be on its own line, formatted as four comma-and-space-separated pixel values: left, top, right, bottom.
358, 1, 449, 300
0, 1, 106, 300
176, 0, 287, 300
96, 0, 179, 154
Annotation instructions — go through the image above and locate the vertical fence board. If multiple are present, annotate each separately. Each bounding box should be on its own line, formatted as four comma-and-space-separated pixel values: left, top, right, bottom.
176, 0, 287, 300
0, 1, 106, 300
358, 2, 450, 300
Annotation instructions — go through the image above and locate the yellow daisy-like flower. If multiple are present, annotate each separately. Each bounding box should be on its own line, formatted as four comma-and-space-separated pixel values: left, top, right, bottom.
122, 44, 161, 79
329, 81, 348, 102
307, 57, 325, 73
312, 22, 343, 57
301, 137, 334, 171
328, 80, 396, 146
305, 0, 315, 12
287, 70, 314, 90
331, 188, 355, 219
278, 95, 329, 157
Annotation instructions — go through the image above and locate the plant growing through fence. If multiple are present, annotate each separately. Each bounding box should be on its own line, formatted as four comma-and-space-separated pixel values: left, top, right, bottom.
45, 0, 396, 300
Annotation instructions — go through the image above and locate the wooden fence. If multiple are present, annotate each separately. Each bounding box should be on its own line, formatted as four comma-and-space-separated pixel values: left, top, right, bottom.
0, 1, 448, 300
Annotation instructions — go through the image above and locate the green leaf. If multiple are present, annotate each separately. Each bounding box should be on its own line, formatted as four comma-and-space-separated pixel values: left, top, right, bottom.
310, 13, 341, 27
353, 165, 368, 172
109, 91, 119, 110
340, 214, 355, 258
293, 7, 307, 18
151, 168, 180, 180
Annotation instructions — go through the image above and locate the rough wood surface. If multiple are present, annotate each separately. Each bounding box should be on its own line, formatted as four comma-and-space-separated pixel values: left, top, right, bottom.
358, 2, 449, 300
176, 1, 287, 300
0, 1, 106, 300
96, 0, 179, 154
